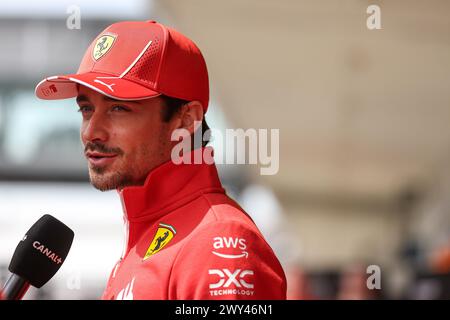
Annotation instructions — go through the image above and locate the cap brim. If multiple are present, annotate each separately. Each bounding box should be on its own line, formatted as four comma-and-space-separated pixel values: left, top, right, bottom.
35, 72, 161, 101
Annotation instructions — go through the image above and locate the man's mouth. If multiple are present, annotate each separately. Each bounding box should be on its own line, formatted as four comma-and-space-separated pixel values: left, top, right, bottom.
85, 151, 118, 167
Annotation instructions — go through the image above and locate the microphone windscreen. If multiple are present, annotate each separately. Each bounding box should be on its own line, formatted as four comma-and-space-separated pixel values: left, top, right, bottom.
8, 214, 74, 288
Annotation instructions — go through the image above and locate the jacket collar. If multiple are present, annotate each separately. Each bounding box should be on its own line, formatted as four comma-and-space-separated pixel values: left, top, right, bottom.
118, 147, 225, 223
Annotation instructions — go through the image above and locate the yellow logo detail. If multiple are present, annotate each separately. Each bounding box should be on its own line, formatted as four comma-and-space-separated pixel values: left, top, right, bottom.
143, 223, 176, 260
93, 35, 116, 60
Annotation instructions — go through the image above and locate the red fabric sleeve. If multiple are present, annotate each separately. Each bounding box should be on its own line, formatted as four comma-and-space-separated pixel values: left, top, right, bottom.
168, 220, 287, 299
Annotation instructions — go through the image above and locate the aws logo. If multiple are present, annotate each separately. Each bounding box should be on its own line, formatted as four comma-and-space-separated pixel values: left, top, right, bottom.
143, 223, 176, 260
212, 237, 248, 259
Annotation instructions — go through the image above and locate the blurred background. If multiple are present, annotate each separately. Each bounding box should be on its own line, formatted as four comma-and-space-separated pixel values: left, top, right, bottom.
1, 0, 450, 299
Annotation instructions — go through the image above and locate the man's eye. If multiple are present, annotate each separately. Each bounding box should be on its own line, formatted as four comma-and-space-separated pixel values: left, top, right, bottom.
78, 105, 93, 113
111, 105, 130, 112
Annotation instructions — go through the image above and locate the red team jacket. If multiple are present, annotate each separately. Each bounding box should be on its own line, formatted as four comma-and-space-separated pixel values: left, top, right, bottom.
101, 151, 287, 300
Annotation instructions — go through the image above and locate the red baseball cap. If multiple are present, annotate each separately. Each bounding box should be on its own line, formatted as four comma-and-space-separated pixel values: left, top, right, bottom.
35, 20, 210, 112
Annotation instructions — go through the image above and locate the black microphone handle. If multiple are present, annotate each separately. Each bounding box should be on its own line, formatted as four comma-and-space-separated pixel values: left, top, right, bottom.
2, 273, 30, 300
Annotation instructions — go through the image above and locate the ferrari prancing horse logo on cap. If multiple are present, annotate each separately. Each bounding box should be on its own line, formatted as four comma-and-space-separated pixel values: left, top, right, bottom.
143, 223, 177, 260
93, 34, 116, 61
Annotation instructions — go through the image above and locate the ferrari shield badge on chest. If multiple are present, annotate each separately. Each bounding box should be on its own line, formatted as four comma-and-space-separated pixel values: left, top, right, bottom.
93, 34, 116, 60
143, 223, 177, 260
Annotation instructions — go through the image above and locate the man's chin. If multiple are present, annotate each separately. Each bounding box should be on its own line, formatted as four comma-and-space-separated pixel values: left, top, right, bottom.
89, 170, 130, 192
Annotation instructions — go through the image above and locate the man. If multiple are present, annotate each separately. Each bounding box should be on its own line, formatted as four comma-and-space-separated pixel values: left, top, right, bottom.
35, 20, 286, 299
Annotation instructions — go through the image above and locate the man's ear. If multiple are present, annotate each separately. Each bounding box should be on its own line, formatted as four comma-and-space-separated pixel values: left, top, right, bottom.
177, 101, 204, 135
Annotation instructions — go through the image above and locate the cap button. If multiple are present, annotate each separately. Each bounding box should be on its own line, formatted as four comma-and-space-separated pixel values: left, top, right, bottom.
147, 20, 157, 24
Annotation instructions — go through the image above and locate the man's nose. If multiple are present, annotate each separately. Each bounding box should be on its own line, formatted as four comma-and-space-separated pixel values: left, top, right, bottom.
81, 113, 109, 143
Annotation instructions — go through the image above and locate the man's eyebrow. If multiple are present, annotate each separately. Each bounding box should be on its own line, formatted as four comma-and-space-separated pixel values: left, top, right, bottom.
76, 95, 89, 104
102, 95, 122, 103
76, 94, 140, 105
102, 96, 142, 105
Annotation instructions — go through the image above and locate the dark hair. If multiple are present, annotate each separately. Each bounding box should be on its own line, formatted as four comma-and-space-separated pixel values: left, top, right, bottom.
160, 95, 210, 148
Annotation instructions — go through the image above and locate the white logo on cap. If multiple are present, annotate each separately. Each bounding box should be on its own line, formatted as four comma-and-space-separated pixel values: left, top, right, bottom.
94, 79, 116, 92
